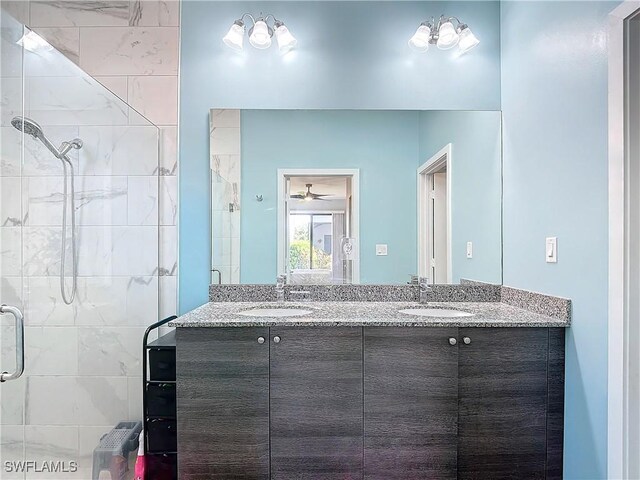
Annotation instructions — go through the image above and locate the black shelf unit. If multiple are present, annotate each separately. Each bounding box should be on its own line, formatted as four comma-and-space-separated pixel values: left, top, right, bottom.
143, 317, 178, 479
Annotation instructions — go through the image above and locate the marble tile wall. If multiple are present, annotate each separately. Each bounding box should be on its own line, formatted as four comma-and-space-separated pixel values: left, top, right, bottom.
210, 109, 241, 284
7, 0, 180, 321
1, 2, 179, 476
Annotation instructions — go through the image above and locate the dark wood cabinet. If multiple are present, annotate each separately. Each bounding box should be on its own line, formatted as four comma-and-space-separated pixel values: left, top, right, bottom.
270, 327, 363, 479
176, 328, 270, 479
176, 326, 565, 479
457, 328, 555, 480
364, 327, 459, 480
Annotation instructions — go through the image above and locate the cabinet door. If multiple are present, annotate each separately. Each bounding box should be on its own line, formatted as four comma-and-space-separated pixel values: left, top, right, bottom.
458, 328, 548, 480
364, 327, 459, 480
176, 328, 270, 479
270, 327, 363, 479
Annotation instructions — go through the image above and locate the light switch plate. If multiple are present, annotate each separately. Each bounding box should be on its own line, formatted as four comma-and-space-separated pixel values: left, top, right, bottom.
546, 237, 557, 263
376, 244, 388, 256
466, 241, 473, 259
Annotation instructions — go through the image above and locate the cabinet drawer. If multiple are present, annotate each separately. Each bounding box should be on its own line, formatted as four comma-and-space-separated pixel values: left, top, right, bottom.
146, 453, 177, 480
147, 383, 176, 418
149, 349, 176, 381
147, 419, 177, 453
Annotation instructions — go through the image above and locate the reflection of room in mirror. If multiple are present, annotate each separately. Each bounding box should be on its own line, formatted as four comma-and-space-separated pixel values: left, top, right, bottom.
286, 175, 352, 285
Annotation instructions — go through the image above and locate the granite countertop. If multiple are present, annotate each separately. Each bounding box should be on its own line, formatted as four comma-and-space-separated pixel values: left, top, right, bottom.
169, 301, 570, 328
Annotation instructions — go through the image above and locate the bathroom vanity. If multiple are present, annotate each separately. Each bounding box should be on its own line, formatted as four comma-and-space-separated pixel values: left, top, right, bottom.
171, 288, 569, 480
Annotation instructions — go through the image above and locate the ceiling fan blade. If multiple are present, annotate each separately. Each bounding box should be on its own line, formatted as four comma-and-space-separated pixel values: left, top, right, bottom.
290, 194, 304, 199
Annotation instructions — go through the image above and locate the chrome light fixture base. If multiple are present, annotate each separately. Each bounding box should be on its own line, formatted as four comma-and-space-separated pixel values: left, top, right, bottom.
409, 15, 479, 54
223, 13, 296, 54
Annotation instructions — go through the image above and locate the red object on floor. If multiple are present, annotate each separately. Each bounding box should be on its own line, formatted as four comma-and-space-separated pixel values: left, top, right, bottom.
134, 432, 145, 480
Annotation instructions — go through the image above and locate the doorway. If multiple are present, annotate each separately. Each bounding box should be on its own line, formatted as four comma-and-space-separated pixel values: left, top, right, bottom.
418, 144, 452, 284
609, 3, 640, 478
277, 169, 360, 284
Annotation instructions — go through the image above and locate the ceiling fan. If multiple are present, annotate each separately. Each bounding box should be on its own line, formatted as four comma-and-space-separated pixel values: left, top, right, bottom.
290, 183, 331, 201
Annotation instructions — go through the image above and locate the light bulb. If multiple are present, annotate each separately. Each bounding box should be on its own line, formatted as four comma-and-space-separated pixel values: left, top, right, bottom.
223, 21, 245, 52
408, 24, 431, 53
250, 20, 272, 49
275, 23, 297, 54
458, 26, 479, 53
436, 20, 459, 50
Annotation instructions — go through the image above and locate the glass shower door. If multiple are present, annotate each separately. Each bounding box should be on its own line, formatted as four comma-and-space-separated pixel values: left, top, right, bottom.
1, 12, 160, 479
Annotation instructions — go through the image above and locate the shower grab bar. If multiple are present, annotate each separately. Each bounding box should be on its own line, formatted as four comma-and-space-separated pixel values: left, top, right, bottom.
0, 304, 25, 382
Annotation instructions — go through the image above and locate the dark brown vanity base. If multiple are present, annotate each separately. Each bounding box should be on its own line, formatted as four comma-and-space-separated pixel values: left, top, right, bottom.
176, 327, 564, 479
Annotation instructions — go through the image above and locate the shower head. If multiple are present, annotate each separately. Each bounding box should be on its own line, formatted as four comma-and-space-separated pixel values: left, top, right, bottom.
11, 116, 44, 139
11, 116, 82, 160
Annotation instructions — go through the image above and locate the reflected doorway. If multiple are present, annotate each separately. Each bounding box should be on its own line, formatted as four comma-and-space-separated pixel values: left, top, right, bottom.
277, 170, 360, 284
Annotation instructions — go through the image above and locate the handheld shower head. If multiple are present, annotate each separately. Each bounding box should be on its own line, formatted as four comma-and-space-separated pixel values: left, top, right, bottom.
11, 116, 44, 140
11, 116, 83, 160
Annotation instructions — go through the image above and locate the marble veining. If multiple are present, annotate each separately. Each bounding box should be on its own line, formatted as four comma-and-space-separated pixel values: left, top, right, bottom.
170, 301, 570, 328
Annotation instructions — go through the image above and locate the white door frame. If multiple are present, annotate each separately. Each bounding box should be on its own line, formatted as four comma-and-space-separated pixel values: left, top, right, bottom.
609, 2, 640, 478
277, 168, 360, 283
417, 144, 453, 283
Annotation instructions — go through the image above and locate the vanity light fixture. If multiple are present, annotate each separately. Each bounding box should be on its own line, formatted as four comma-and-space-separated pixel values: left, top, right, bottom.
409, 15, 479, 54
223, 14, 297, 54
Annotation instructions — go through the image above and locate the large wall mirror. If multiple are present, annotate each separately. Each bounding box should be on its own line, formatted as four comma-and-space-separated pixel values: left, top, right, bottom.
210, 109, 502, 285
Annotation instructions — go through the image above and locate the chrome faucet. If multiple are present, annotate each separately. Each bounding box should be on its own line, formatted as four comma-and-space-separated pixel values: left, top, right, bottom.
419, 277, 432, 303
276, 275, 286, 302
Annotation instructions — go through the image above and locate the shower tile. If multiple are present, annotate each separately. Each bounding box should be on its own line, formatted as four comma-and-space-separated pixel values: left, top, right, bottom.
160, 126, 177, 175
94, 76, 128, 102
160, 275, 176, 318
129, 0, 180, 27
24, 426, 79, 469
26, 376, 128, 426
78, 125, 158, 176
79, 26, 179, 76
75, 226, 159, 276
160, 225, 177, 276
210, 109, 240, 128
32, 27, 80, 65
24, 326, 78, 375
127, 376, 143, 420
128, 176, 158, 226
1, 177, 22, 226
1, 227, 22, 276
2, 0, 30, 25
0, 78, 23, 127
22, 226, 65, 276
127, 75, 177, 125
0, 276, 23, 315
23, 176, 128, 226
1, 127, 22, 177
159, 176, 176, 225
78, 326, 144, 376
78, 426, 113, 471
0, 368, 24, 425
210, 127, 241, 155
30, 1, 130, 27
0, 425, 24, 479
26, 276, 158, 327
25, 76, 129, 126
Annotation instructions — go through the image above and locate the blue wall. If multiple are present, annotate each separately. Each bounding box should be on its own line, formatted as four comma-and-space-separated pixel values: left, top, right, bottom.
500, 2, 618, 478
241, 110, 419, 284
418, 110, 502, 284
179, 0, 502, 312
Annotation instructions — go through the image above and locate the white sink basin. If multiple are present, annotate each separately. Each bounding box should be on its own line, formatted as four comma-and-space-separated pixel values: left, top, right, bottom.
399, 308, 474, 318
238, 308, 313, 318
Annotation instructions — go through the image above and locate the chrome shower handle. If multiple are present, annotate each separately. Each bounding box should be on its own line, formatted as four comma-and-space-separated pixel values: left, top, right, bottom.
0, 305, 24, 382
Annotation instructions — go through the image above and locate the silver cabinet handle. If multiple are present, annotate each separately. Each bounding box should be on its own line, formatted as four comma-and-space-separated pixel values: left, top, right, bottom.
449, 337, 457, 346
257, 336, 265, 344
0, 305, 24, 382
273, 336, 281, 344
463, 337, 471, 345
